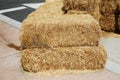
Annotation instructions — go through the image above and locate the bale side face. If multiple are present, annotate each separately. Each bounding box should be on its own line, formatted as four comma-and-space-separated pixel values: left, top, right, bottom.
99, 14, 115, 31
21, 46, 107, 73
99, 0, 117, 14
20, 14, 101, 49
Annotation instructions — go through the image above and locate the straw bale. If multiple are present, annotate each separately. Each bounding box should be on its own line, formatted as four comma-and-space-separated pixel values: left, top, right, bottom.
20, 14, 101, 49
99, 14, 115, 31
21, 46, 107, 73
99, 0, 117, 14
62, 0, 101, 20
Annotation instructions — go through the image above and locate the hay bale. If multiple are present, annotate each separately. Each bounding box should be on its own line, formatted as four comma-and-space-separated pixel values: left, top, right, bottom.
21, 46, 107, 73
20, 13, 101, 49
99, 14, 115, 31
99, 0, 117, 14
62, 0, 101, 20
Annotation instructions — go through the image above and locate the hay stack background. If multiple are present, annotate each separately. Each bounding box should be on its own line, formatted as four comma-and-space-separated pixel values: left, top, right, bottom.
21, 46, 107, 73
99, 0, 117, 14
99, 0, 120, 32
20, 14, 101, 49
62, 0, 101, 20
99, 14, 115, 31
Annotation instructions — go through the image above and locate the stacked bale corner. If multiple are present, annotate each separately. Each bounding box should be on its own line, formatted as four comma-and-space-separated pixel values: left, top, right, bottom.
99, 0, 120, 32
20, 0, 107, 73
62, 0, 101, 20
61, 0, 120, 32
21, 46, 107, 73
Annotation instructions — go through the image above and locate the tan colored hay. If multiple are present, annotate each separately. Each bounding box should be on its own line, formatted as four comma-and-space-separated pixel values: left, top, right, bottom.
62, 0, 101, 20
90, 0, 101, 20
20, 13, 101, 49
21, 46, 107, 73
99, 0, 117, 14
62, 0, 89, 11
99, 14, 115, 31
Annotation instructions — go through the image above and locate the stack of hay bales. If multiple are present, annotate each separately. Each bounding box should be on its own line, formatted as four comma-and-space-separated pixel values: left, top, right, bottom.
20, 0, 107, 73
99, 0, 120, 32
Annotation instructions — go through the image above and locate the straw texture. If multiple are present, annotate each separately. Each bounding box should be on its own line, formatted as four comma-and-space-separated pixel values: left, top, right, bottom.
99, 0, 120, 32
21, 46, 107, 73
62, 0, 101, 20
99, 14, 115, 31
99, 0, 117, 14
20, 14, 101, 49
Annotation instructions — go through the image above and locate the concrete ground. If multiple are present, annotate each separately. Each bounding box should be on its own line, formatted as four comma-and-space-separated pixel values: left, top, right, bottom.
0, 20, 120, 80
